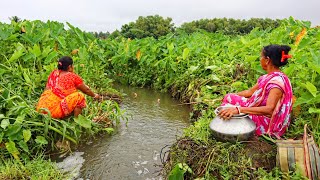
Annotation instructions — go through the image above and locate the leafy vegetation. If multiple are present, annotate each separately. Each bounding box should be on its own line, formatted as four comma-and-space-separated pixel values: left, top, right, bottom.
0, 156, 67, 179
120, 15, 175, 39
178, 17, 282, 35
1, 16, 319, 179
91, 31, 110, 39
8, 16, 21, 23
100, 17, 320, 178
0, 20, 124, 162
93, 16, 282, 40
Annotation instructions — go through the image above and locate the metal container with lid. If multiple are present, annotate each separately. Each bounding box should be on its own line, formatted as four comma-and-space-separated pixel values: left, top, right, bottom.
209, 106, 256, 142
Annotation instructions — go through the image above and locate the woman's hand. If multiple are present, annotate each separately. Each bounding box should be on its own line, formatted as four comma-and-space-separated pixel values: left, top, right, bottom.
218, 107, 239, 120
93, 93, 101, 100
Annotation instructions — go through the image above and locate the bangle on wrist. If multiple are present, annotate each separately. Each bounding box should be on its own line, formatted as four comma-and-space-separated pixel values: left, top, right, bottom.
236, 106, 241, 114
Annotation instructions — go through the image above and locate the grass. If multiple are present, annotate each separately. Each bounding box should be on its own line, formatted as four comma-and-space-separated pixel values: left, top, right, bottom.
0, 156, 67, 180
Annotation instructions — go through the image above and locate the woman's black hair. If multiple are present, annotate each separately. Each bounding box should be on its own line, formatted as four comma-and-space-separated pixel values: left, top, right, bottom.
262, 44, 291, 67
58, 56, 73, 71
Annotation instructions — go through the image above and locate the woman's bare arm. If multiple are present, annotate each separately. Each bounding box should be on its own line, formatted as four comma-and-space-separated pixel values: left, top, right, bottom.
236, 83, 259, 98
219, 88, 283, 119
240, 88, 283, 116
77, 83, 96, 97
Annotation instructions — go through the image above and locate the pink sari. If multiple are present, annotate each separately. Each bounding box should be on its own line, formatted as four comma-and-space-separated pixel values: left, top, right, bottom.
222, 72, 293, 138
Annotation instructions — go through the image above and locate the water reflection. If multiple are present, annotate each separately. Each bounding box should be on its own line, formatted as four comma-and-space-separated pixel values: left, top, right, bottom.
74, 85, 190, 179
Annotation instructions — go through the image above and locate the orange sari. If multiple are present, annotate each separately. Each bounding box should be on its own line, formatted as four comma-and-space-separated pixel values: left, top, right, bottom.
37, 70, 86, 119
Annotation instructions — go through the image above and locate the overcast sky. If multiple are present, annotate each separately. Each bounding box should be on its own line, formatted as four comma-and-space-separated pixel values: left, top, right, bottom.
0, 0, 319, 32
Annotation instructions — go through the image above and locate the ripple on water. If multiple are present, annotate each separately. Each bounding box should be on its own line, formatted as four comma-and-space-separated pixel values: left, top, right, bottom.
58, 85, 190, 179
56, 152, 85, 179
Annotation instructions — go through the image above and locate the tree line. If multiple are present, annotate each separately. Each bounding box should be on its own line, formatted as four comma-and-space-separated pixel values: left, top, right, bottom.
94, 15, 282, 39
8, 15, 282, 40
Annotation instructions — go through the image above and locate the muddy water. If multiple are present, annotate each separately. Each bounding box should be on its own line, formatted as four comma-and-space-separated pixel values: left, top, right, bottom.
73, 85, 190, 179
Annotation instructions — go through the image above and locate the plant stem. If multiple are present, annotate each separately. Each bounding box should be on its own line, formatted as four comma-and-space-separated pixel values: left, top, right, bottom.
25, 121, 77, 144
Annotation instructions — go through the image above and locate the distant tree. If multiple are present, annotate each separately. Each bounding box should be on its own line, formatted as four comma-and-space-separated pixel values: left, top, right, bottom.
90, 31, 110, 39
120, 15, 175, 39
9, 16, 21, 22
108, 30, 122, 39
98, 31, 110, 39
178, 18, 282, 35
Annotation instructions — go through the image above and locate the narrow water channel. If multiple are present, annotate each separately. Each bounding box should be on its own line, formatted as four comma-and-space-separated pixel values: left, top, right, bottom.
63, 85, 190, 179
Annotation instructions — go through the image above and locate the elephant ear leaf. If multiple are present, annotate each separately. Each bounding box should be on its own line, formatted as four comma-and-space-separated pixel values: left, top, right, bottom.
9, 48, 24, 62
23, 129, 31, 142
6, 141, 20, 160
183, 48, 190, 60
74, 115, 92, 129
309, 108, 320, 114
1, 119, 10, 129
35, 136, 48, 145
168, 163, 192, 180
304, 82, 317, 97
44, 51, 58, 64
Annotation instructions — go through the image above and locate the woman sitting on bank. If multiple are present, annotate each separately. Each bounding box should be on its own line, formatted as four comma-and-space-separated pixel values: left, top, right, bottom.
218, 44, 293, 138
37, 56, 100, 119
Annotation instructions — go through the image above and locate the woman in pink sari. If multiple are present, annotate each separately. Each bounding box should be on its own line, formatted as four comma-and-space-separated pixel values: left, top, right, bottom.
218, 45, 293, 138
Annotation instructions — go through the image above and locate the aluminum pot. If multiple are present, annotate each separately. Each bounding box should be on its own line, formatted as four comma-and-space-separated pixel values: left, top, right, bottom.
209, 106, 256, 142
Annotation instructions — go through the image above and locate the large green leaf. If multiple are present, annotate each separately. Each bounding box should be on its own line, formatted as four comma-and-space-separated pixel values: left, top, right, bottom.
30, 44, 41, 57
35, 136, 48, 145
6, 123, 22, 136
75, 27, 86, 45
74, 115, 92, 129
294, 91, 314, 106
57, 36, 66, 49
44, 51, 58, 64
18, 140, 29, 153
9, 48, 24, 62
5, 141, 20, 160
283, 65, 295, 76
311, 65, 320, 74
23, 129, 31, 142
304, 82, 317, 97
1, 119, 10, 129
167, 43, 174, 54
298, 36, 311, 49
182, 48, 190, 60
168, 163, 192, 180
79, 47, 89, 61
309, 48, 320, 65
210, 74, 221, 82
231, 81, 244, 88
168, 164, 184, 180
309, 108, 320, 114
23, 71, 32, 84
0, 28, 12, 40
42, 46, 51, 57
31, 33, 46, 44
15, 115, 25, 124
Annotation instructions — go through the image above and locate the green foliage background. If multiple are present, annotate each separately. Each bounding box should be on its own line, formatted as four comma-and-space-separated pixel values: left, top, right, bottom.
102, 17, 320, 178
0, 20, 123, 162
1, 16, 320, 179
120, 15, 175, 39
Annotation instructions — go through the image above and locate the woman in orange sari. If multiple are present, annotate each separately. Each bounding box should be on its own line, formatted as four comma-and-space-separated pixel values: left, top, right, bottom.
37, 56, 100, 119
